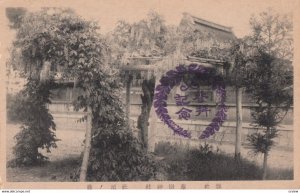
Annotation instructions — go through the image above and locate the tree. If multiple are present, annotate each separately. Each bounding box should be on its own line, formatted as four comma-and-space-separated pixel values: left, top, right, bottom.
5, 7, 27, 29
8, 8, 158, 181
7, 7, 107, 170
244, 9, 293, 179
249, 9, 293, 60
8, 7, 113, 172
109, 11, 171, 59
6, 8, 79, 166
109, 11, 172, 148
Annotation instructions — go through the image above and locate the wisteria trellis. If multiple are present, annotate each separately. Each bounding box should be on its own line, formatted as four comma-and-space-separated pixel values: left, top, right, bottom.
153, 64, 227, 139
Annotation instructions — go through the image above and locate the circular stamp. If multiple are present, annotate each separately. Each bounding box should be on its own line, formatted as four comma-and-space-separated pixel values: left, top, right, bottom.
153, 63, 227, 139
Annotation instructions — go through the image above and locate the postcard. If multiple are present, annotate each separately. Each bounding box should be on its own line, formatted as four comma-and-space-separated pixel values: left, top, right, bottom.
0, 0, 299, 189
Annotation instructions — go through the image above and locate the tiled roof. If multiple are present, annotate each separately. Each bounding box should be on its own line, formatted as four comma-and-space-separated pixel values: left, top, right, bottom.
182, 12, 235, 37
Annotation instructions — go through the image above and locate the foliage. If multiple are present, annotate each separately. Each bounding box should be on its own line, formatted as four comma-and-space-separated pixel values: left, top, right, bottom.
154, 141, 181, 156
87, 126, 158, 181
155, 143, 264, 180
225, 41, 249, 87
7, 8, 93, 166
246, 129, 278, 155
249, 8, 293, 60
110, 11, 237, 64
5, 7, 27, 29
70, 64, 159, 180
244, 50, 292, 155
33, 9, 161, 181
109, 11, 173, 61
9, 8, 109, 81
244, 52, 292, 107
266, 168, 293, 180
109, 12, 170, 148
242, 10, 293, 175
219, 10, 293, 160
6, 93, 22, 123
8, 79, 58, 166
7, 8, 158, 179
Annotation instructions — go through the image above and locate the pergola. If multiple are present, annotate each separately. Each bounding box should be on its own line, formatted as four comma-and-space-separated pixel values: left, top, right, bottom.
120, 55, 228, 151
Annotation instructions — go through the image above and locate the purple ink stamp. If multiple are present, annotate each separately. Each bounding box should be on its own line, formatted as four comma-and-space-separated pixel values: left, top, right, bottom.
153, 64, 227, 139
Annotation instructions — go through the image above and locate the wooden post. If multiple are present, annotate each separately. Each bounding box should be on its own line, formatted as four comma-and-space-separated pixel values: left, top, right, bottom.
148, 107, 156, 152
148, 71, 161, 152
125, 72, 133, 125
80, 107, 92, 181
235, 87, 243, 159
262, 151, 268, 180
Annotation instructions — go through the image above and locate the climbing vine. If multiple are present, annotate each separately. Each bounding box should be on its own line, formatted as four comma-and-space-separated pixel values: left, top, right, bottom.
8, 8, 158, 180
9, 78, 58, 166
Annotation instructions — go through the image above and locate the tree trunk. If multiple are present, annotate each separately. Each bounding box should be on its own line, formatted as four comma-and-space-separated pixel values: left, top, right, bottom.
137, 78, 155, 149
139, 107, 150, 148
262, 101, 272, 180
79, 107, 92, 181
262, 151, 268, 180
148, 71, 161, 152
40, 60, 51, 82
32, 146, 39, 164
235, 87, 243, 160
148, 103, 157, 152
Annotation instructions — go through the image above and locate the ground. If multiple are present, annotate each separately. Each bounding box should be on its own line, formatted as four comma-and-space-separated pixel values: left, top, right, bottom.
6, 123, 293, 182
6, 124, 84, 182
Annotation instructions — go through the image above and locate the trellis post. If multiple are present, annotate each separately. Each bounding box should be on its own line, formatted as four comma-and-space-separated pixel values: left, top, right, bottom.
79, 107, 92, 181
235, 87, 243, 159
125, 71, 133, 125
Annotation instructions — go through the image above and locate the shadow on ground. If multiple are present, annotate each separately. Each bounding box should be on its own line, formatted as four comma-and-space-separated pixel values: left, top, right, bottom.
7, 156, 81, 182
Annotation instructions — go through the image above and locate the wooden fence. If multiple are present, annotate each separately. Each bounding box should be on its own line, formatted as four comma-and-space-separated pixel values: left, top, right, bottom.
48, 85, 293, 152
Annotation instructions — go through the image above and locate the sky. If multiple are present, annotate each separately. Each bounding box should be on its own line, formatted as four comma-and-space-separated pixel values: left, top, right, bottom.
3, 0, 297, 38
0, 0, 299, 108
72, 0, 295, 38
0, 0, 297, 70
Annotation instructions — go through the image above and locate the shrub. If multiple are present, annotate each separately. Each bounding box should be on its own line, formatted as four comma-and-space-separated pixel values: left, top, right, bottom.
154, 141, 184, 156
6, 93, 23, 123
157, 143, 264, 180
86, 127, 159, 181
185, 150, 262, 180
266, 168, 293, 180
8, 79, 59, 167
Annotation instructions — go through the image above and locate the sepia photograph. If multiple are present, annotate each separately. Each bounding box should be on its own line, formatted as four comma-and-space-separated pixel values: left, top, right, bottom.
0, 0, 299, 189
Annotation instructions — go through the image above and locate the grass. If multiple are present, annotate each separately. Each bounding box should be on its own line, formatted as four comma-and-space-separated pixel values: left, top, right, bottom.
267, 168, 293, 180
6, 123, 84, 182
7, 156, 81, 182
154, 142, 293, 181
8, 153, 292, 182
6, 124, 293, 182
168, 153, 263, 180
